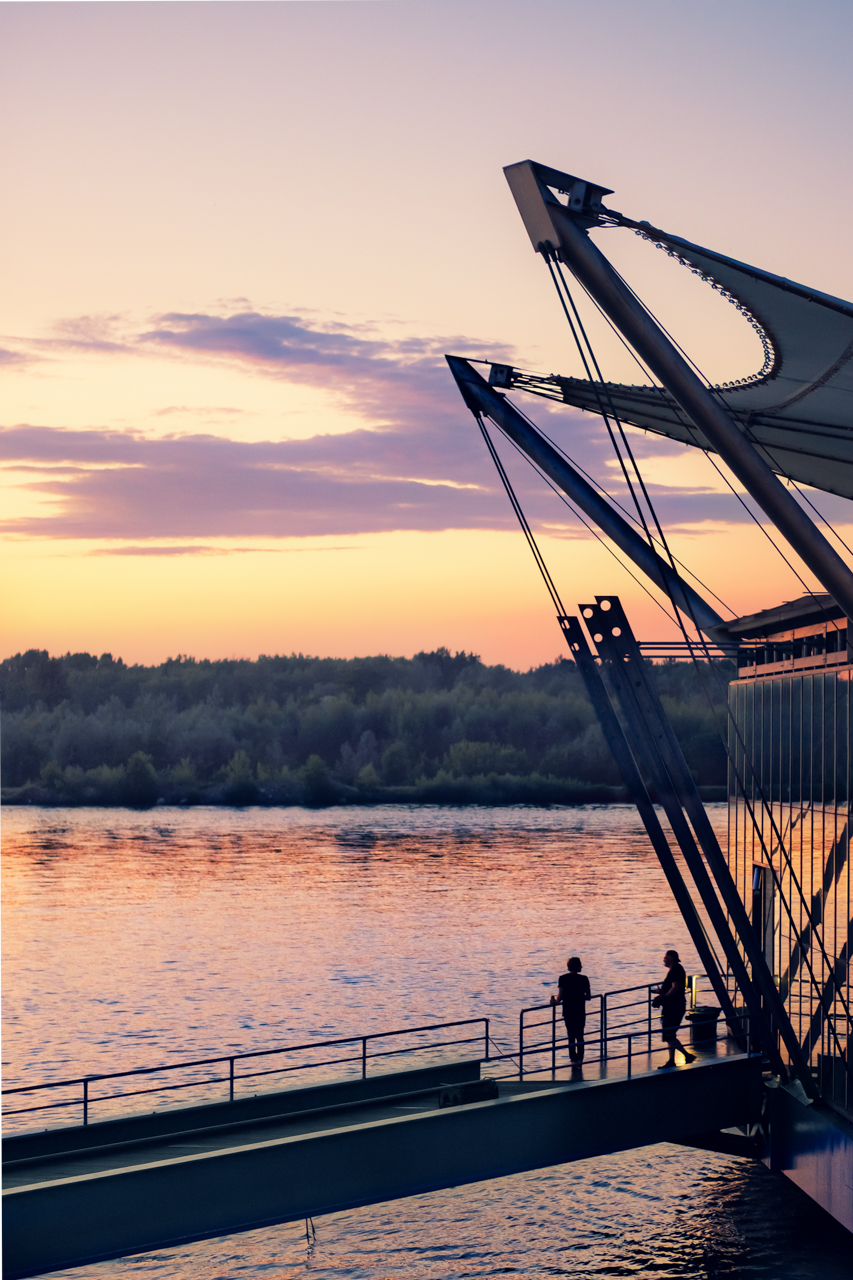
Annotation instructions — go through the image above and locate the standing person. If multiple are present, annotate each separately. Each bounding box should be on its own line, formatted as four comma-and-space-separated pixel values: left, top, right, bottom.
653, 949, 696, 1067
550, 956, 591, 1068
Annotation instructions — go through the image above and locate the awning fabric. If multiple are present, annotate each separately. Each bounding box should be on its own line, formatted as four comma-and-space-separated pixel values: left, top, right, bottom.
546, 219, 853, 499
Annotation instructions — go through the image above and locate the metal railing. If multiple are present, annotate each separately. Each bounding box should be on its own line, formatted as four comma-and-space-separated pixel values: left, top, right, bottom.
1, 1018, 489, 1130
516, 976, 736, 1078
2, 975, 746, 1138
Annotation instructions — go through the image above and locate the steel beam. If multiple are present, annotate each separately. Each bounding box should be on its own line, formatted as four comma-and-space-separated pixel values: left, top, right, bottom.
583, 596, 817, 1095
446, 355, 729, 644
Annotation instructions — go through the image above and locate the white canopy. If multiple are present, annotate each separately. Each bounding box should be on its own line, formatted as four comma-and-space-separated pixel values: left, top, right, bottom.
551, 219, 853, 499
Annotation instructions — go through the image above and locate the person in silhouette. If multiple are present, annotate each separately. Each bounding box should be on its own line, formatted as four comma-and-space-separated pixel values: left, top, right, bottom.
653, 949, 695, 1067
550, 956, 591, 1069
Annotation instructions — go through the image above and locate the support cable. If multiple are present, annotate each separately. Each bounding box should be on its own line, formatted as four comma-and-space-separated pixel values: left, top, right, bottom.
475, 415, 566, 617
549, 257, 716, 672
792, 483, 853, 558
545, 255, 655, 549
486, 418, 683, 629
526, 409, 735, 616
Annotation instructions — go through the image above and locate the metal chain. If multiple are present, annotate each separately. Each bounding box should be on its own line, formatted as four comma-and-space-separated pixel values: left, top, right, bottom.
634, 230, 775, 386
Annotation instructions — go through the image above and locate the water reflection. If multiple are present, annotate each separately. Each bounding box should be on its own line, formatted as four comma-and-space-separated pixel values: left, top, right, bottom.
4, 805, 850, 1277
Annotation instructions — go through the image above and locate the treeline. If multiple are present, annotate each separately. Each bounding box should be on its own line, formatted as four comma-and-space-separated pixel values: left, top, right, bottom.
0, 647, 734, 808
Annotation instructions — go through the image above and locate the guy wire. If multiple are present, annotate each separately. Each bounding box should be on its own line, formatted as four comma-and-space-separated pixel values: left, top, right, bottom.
475, 414, 566, 618
545, 254, 655, 548
487, 386, 732, 614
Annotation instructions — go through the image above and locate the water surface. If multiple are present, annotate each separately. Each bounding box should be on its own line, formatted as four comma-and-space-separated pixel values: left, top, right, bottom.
4, 805, 850, 1278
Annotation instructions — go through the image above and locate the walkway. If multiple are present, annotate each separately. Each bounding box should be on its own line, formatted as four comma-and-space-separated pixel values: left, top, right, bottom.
4, 1046, 760, 1278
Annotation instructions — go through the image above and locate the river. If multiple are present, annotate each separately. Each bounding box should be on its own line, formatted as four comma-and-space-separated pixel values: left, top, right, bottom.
3, 804, 851, 1278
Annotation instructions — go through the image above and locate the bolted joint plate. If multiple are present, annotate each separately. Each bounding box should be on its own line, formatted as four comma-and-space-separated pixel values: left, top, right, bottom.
503, 160, 614, 250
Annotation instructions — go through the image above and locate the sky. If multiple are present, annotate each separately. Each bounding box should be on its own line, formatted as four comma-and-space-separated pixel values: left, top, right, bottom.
3, 0, 853, 669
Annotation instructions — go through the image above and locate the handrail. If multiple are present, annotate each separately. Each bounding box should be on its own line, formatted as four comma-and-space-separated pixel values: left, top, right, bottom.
2, 1018, 490, 1128
517, 975, 735, 1077
2, 974, 737, 1135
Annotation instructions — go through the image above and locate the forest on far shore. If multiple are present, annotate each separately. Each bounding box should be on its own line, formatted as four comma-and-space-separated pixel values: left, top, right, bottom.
0, 647, 734, 808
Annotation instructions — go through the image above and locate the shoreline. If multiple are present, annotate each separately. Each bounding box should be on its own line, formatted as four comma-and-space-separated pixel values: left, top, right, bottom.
1, 782, 727, 809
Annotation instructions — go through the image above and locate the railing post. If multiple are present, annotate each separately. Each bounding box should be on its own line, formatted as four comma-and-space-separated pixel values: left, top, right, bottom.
627, 1034, 632, 1078
362, 1037, 367, 1080
484, 1018, 490, 1062
519, 1010, 525, 1079
83, 1078, 89, 1127
601, 994, 607, 1062
648, 985, 653, 1053
551, 1002, 556, 1073
229, 1058, 234, 1103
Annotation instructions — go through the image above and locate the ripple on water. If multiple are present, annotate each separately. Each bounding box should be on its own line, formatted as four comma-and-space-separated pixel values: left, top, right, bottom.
3, 806, 851, 1278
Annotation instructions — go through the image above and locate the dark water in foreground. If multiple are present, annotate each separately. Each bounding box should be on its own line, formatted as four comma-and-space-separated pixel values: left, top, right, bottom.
3, 805, 851, 1278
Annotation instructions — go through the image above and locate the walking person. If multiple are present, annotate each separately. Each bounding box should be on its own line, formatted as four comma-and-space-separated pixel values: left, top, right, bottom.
653, 949, 695, 1067
550, 956, 591, 1070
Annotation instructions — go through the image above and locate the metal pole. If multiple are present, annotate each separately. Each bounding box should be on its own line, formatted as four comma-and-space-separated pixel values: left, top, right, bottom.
519, 1010, 525, 1079
229, 1058, 234, 1103
83, 1078, 88, 1128
445, 356, 729, 644
362, 1037, 367, 1080
627, 1035, 632, 1078
530, 191, 853, 620
485, 1018, 490, 1062
647, 986, 653, 1053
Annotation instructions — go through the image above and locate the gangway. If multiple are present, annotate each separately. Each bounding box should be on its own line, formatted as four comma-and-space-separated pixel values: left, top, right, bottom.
3, 988, 761, 1278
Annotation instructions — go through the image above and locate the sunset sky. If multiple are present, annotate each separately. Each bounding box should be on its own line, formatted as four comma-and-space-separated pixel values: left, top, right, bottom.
3, 0, 853, 669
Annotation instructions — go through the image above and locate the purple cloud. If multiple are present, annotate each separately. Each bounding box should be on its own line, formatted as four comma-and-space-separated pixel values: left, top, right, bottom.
0, 427, 526, 538
87, 543, 356, 557
0, 309, 785, 543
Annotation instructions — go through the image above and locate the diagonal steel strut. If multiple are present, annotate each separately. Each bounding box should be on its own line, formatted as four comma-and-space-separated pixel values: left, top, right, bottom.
445, 355, 731, 646
559, 614, 743, 1044
582, 596, 817, 1095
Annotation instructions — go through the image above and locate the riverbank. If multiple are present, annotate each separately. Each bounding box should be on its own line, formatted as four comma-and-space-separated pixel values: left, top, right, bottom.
1, 776, 726, 808
1, 648, 733, 808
